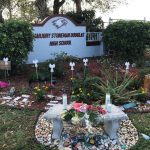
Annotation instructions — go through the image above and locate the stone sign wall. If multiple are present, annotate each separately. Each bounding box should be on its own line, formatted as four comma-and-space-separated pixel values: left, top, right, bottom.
27, 15, 103, 63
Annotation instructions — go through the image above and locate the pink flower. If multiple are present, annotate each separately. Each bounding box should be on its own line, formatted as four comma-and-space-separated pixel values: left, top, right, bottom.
49, 83, 54, 87
0, 81, 9, 88
73, 102, 83, 112
86, 105, 94, 110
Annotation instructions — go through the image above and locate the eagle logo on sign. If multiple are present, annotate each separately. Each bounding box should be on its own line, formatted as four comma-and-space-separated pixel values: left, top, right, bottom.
52, 18, 68, 29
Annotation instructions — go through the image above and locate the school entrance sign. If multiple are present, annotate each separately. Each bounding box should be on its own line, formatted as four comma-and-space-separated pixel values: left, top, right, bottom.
28, 15, 103, 63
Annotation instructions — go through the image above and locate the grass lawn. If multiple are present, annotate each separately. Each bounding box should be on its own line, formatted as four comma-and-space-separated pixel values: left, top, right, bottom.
0, 106, 49, 150
129, 113, 150, 150
0, 105, 150, 150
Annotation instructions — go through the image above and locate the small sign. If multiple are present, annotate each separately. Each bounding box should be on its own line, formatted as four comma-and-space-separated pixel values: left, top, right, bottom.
0, 61, 11, 70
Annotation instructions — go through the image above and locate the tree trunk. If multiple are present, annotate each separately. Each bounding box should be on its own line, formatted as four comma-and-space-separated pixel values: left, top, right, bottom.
74, 0, 82, 13
0, 9, 4, 23
35, 0, 49, 20
53, 0, 65, 14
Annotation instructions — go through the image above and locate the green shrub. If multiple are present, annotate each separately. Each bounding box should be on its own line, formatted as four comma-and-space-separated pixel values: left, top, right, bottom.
71, 76, 101, 104
103, 21, 150, 65
0, 20, 33, 74
33, 86, 47, 102
67, 10, 104, 32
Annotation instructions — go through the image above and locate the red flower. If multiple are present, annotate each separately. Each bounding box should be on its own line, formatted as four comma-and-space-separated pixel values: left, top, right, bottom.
97, 106, 107, 115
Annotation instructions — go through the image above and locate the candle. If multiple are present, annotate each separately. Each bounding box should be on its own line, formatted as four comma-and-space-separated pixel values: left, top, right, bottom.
62, 94, 67, 110
105, 93, 111, 106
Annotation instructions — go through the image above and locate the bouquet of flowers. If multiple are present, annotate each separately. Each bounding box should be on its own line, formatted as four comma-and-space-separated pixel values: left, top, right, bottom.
61, 102, 107, 127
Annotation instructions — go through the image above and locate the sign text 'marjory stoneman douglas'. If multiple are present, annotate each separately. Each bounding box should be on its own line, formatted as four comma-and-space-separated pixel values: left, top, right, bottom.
34, 33, 85, 46
34, 33, 85, 38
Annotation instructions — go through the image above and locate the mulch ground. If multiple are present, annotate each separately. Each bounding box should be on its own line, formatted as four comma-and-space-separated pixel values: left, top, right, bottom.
0, 59, 150, 113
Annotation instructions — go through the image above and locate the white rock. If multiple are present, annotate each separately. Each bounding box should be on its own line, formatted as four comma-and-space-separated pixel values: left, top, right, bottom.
55, 96, 62, 101
22, 98, 28, 103
47, 95, 55, 98
104, 143, 108, 147
48, 101, 58, 104
2, 96, 12, 100
22, 94, 30, 98
13, 97, 21, 101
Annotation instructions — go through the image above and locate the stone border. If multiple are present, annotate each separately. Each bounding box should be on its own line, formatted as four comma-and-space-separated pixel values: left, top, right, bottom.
35, 113, 139, 150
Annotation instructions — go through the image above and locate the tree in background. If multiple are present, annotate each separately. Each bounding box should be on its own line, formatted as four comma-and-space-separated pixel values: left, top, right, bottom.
87, 0, 126, 13
35, 0, 49, 20
17, 0, 38, 21
72, 0, 126, 13
53, 0, 65, 14
0, 0, 126, 23
0, 0, 8, 22
67, 10, 104, 31
73, 0, 82, 13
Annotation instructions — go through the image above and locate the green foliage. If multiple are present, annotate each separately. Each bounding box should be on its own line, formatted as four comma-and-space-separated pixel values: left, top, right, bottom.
62, 104, 100, 125
72, 76, 101, 104
29, 72, 51, 83
67, 10, 104, 31
103, 21, 150, 65
0, 20, 33, 74
136, 88, 147, 102
0, 106, 50, 149
28, 51, 79, 82
33, 86, 47, 102
139, 67, 150, 79
94, 65, 141, 104
19, 86, 30, 95
129, 113, 150, 150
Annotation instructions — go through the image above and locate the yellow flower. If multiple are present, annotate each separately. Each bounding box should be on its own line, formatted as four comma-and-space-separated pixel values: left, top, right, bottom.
34, 87, 38, 90
72, 91, 74, 94
87, 93, 90, 96
45, 86, 48, 90
79, 88, 82, 91
37, 89, 40, 91
142, 91, 145, 94
34, 92, 37, 95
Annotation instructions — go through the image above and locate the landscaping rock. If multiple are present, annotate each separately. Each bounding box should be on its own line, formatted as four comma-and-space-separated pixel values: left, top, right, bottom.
35, 114, 139, 149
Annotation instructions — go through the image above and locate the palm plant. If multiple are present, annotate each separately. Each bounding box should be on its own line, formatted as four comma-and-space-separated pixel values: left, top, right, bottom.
94, 66, 141, 104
